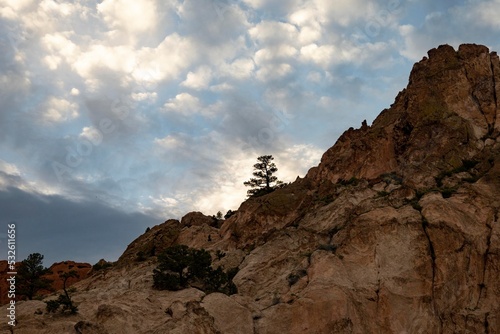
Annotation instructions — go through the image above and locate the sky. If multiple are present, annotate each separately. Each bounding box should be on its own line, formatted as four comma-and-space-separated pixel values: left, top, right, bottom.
1, 0, 500, 266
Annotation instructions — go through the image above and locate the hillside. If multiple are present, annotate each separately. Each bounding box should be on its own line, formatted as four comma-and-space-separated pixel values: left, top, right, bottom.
4, 43, 500, 334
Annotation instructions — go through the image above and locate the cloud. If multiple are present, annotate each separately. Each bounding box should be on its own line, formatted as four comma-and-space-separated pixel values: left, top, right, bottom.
220, 57, 255, 80
470, 0, 500, 29
97, 0, 159, 35
181, 66, 213, 90
42, 96, 79, 123
163, 93, 201, 114
0, 186, 157, 265
398, 1, 500, 61
154, 134, 186, 150
249, 21, 299, 45
300, 43, 336, 67
0, 160, 20, 176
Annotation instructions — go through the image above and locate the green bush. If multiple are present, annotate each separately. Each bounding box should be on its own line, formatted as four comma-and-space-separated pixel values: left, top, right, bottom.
153, 245, 237, 295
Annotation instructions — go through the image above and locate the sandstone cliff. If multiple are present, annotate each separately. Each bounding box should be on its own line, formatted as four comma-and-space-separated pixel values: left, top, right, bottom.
4, 44, 500, 334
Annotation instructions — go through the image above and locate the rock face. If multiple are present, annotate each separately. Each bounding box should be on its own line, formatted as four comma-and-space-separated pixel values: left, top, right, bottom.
0, 260, 91, 305
5, 44, 500, 334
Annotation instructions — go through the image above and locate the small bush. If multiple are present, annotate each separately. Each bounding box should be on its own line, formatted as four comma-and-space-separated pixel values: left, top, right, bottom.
45, 300, 60, 313
224, 210, 236, 219
92, 261, 112, 271
45, 292, 78, 314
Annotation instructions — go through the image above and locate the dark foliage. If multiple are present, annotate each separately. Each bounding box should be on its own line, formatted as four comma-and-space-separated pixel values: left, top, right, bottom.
17, 253, 53, 300
244, 155, 283, 197
224, 209, 236, 219
153, 245, 238, 295
44, 270, 79, 314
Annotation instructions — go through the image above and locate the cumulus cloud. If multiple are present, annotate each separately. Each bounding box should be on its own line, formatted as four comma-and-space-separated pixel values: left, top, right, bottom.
181, 66, 213, 90
163, 93, 201, 114
42, 96, 79, 123
97, 0, 158, 35
220, 57, 255, 80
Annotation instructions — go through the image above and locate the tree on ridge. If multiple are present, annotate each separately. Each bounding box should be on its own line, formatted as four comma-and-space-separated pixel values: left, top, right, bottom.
244, 155, 282, 197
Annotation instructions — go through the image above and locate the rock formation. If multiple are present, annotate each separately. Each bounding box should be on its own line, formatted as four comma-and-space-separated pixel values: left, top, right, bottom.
0, 260, 91, 305
4, 44, 500, 334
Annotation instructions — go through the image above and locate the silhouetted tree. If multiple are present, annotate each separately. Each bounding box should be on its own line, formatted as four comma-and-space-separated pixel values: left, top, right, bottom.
224, 210, 236, 219
17, 253, 53, 300
153, 245, 237, 295
244, 155, 282, 196
153, 245, 193, 290
45, 270, 79, 314
59, 270, 79, 313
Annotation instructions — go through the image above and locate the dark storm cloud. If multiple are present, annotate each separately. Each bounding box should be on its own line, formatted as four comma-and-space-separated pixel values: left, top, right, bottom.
0, 186, 158, 265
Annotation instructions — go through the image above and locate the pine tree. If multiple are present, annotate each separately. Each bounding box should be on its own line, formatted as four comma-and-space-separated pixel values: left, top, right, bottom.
17, 253, 53, 300
244, 155, 282, 197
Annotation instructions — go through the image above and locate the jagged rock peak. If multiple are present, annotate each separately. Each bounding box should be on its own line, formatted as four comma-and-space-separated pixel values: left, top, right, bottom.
307, 43, 500, 188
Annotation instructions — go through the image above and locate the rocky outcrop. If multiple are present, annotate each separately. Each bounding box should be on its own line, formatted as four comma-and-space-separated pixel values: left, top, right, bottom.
0, 260, 91, 305
307, 43, 500, 188
181, 211, 219, 228
117, 219, 181, 264
5, 44, 500, 334
43, 261, 92, 292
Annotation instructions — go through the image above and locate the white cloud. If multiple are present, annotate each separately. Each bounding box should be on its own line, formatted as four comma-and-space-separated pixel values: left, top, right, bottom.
300, 43, 336, 67
249, 21, 299, 45
464, 0, 500, 30
0, 0, 35, 12
149, 195, 179, 207
0, 160, 21, 176
97, 0, 158, 35
254, 45, 298, 65
220, 58, 255, 80
131, 91, 157, 102
256, 63, 293, 82
162, 93, 201, 114
73, 44, 136, 80
276, 144, 323, 181
138, 33, 197, 83
42, 96, 79, 123
313, 0, 378, 27
79, 126, 103, 146
41, 32, 79, 70
154, 135, 185, 150
181, 66, 213, 90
